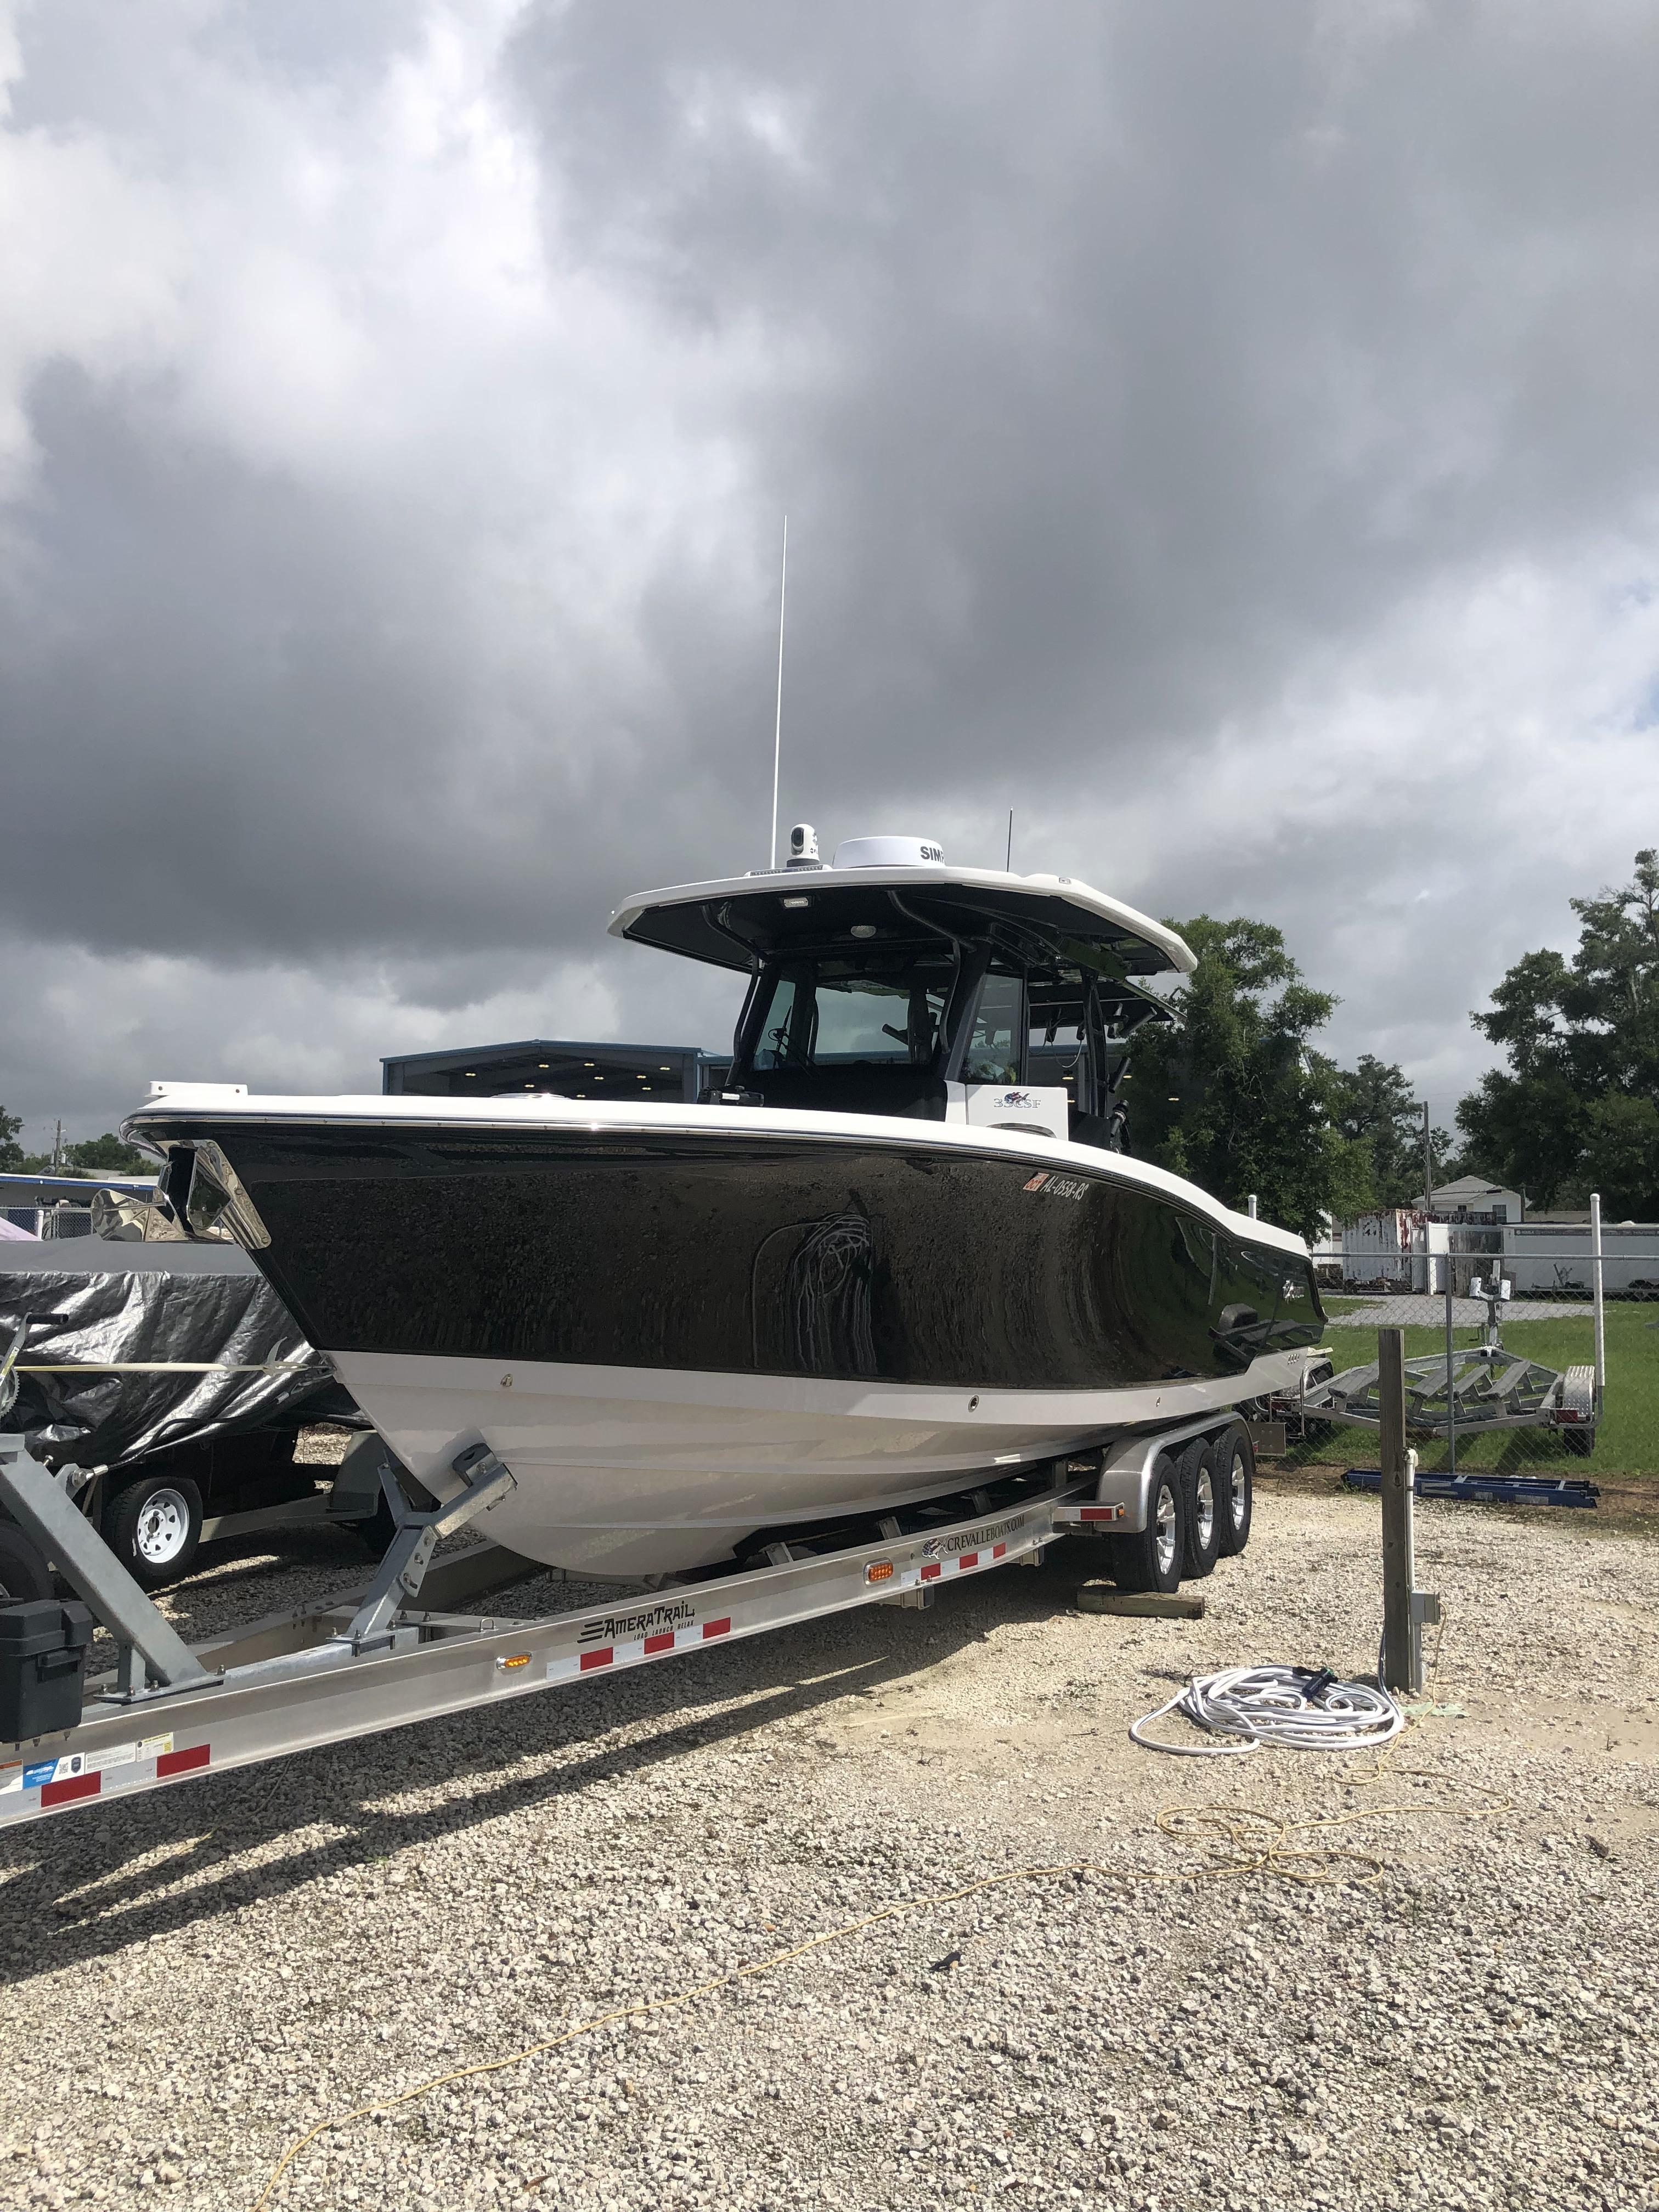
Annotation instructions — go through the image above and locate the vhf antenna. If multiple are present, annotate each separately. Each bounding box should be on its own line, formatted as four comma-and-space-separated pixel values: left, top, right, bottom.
769, 515, 788, 870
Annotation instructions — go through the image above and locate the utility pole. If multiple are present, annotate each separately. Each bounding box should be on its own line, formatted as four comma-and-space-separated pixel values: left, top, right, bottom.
52, 1119, 63, 1172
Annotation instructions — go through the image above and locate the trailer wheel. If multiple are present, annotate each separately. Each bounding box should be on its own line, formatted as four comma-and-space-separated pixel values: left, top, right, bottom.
1561, 1425, 1595, 1459
0, 1522, 53, 1603
1212, 1425, 1254, 1558
106, 1476, 203, 1589
1180, 1440, 1221, 1579
1111, 1452, 1184, 1594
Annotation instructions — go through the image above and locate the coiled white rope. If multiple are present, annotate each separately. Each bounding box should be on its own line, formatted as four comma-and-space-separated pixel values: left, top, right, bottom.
1130, 1664, 1405, 1757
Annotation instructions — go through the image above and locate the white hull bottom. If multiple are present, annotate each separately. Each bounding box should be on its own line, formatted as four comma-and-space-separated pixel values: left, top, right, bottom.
329, 1348, 1307, 1579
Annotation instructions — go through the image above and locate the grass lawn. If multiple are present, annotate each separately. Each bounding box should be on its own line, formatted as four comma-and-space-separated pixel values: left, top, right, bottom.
1293, 1298, 1659, 1481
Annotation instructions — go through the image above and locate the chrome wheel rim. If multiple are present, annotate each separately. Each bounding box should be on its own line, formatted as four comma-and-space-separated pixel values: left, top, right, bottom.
1154, 1482, 1178, 1577
1229, 1452, 1247, 1533
1195, 1466, 1215, 1550
135, 1490, 191, 1566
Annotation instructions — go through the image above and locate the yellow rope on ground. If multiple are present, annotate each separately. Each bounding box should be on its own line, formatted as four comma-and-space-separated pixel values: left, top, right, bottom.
249, 1760, 1509, 2210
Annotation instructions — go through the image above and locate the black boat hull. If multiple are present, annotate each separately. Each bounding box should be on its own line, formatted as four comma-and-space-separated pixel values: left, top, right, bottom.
126, 1106, 1323, 1575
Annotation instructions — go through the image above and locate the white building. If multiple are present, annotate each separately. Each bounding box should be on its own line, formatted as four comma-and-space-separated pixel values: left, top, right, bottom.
1429, 1175, 1524, 1224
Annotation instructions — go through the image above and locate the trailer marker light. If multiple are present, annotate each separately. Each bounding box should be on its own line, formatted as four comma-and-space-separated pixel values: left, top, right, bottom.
865, 1561, 895, 1584
496, 1652, 532, 1671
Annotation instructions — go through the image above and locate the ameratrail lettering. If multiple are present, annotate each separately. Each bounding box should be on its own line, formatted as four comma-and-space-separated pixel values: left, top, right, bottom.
577, 1598, 698, 1646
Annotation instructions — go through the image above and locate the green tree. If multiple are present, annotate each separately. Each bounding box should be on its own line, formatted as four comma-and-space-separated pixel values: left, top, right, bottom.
61, 1132, 155, 1178
1457, 849, 1659, 1214
0, 1105, 22, 1172
1127, 915, 1374, 1240
1322, 1052, 1457, 1208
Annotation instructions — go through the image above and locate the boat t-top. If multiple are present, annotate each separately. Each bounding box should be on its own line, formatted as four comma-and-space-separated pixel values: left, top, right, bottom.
124, 830, 1324, 1577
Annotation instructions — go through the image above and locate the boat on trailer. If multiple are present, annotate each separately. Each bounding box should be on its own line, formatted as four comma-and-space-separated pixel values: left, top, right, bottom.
122, 831, 1325, 1579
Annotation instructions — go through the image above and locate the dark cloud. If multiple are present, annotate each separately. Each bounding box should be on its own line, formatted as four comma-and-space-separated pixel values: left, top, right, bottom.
2, 1, 1657, 1142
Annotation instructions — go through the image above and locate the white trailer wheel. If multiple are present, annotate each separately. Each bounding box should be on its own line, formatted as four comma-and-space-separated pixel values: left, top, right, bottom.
106, 1475, 204, 1590
137, 1491, 191, 1564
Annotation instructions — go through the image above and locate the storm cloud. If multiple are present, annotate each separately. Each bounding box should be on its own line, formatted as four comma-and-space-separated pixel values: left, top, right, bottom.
3, 0, 1658, 1140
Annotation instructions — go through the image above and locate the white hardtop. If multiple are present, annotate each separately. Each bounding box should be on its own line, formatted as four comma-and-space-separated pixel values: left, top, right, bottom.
128, 1086, 1307, 1259
607, 860, 1197, 976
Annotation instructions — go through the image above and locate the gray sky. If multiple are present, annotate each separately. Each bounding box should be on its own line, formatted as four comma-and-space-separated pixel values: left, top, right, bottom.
3, 0, 1658, 1149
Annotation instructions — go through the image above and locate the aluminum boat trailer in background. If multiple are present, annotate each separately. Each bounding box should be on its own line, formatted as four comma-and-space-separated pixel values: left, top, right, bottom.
0, 1406, 1254, 1830
1288, 1277, 1599, 1457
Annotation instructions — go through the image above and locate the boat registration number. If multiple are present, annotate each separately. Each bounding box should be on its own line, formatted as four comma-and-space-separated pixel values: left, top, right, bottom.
1023, 1171, 1088, 1200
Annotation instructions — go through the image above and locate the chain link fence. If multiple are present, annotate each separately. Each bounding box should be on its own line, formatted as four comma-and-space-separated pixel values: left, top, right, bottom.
1, 1201, 97, 1240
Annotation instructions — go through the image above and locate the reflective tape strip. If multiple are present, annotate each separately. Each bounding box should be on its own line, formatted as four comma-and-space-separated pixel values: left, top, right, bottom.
156, 1745, 209, 1780
921, 1562, 942, 1581
957, 1551, 979, 1571
548, 1613, 732, 1687
42, 1771, 100, 1809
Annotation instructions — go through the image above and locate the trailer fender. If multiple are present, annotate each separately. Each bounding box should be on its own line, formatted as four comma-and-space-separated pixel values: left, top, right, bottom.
1095, 1414, 1238, 1533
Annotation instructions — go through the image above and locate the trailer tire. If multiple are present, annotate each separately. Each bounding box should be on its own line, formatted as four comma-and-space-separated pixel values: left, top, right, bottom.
0, 1521, 53, 1603
1212, 1425, 1254, 1558
1180, 1439, 1221, 1579
1111, 1452, 1184, 1594
105, 1475, 203, 1589
1561, 1425, 1595, 1459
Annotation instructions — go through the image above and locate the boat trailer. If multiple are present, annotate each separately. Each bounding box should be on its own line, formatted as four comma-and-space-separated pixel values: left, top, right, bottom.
0, 1362, 1254, 1830
1291, 1277, 1599, 1456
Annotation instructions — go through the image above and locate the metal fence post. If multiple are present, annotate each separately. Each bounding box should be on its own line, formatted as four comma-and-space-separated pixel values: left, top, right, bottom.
1378, 1327, 1420, 1695
1590, 1190, 1606, 1414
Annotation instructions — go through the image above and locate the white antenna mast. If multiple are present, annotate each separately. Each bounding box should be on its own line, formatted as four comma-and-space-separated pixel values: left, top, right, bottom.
769, 515, 788, 870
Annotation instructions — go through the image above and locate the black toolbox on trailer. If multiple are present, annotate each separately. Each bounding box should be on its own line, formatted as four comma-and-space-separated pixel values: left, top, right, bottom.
0, 1600, 93, 1741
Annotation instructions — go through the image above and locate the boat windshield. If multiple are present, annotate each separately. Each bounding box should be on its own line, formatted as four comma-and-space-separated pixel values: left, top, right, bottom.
751, 955, 953, 1070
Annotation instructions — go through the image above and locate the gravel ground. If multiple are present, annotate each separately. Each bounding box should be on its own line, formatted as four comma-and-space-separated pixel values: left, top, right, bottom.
2, 1486, 1656, 2212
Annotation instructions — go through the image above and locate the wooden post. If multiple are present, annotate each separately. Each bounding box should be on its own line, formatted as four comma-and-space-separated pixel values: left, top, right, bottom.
1590, 1190, 1606, 1412
1444, 1259, 1457, 1477
1378, 1327, 1419, 1695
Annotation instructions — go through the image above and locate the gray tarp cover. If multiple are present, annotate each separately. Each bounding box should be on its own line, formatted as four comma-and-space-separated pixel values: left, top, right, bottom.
0, 1239, 334, 1469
